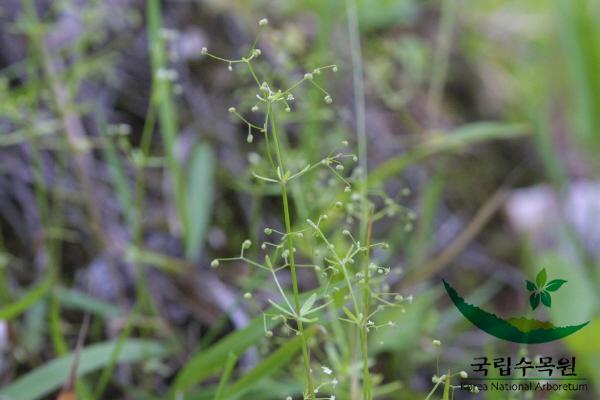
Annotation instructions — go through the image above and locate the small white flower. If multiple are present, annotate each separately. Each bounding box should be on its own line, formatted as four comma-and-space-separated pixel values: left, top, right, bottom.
324, 95, 333, 104
304, 72, 313, 80
460, 371, 468, 378
432, 339, 441, 346
243, 292, 252, 299
247, 152, 261, 164
259, 18, 269, 26
332, 65, 338, 72
210, 259, 219, 268
201, 47, 208, 55
228, 107, 236, 113
242, 240, 252, 249
321, 366, 333, 375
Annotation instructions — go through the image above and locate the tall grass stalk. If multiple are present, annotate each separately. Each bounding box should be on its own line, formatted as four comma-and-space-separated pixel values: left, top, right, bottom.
347, 0, 373, 397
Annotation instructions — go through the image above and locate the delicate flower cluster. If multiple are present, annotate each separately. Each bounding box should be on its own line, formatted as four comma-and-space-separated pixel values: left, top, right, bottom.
203, 17, 414, 400
427, 339, 472, 397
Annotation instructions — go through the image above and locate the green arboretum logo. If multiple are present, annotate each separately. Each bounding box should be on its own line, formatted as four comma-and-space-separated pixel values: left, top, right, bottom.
443, 269, 589, 344
525, 268, 566, 310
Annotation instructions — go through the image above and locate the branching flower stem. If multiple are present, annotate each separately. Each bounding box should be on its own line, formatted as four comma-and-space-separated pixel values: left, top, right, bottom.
268, 104, 316, 399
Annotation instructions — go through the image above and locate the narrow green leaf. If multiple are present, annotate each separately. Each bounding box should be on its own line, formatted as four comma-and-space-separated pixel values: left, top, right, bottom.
342, 306, 358, 322
555, 0, 600, 153
0, 275, 52, 320
171, 284, 346, 398
536, 268, 547, 288
368, 122, 530, 186
185, 143, 215, 260
299, 293, 317, 316
224, 326, 318, 398
526, 280, 536, 292
0, 339, 168, 400
55, 287, 121, 318
97, 111, 135, 228
171, 315, 279, 395
545, 279, 567, 292
147, 0, 188, 240
268, 299, 295, 317
214, 352, 238, 400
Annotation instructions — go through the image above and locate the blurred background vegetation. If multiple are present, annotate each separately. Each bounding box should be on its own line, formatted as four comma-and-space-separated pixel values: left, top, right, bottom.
0, 0, 599, 399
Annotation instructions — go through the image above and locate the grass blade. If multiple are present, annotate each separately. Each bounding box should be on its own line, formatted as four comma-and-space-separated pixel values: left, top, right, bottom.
147, 0, 188, 241
368, 122, 530, 186
0, 275, 52, 320
214, 352, 238, 400
554, 0, 600, 152
0, 339, 168, 400
54, 288, 121, 318
223, 326, 319, 399
185, 143, 215, 260
171, 315, 278, 396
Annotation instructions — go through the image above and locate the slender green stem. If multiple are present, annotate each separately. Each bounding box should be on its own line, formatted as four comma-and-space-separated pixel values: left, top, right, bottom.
269, 104, 315, 399
427, 0, 458, 126
347, 1, 372, 397
424, 382, 442, 400
214, 353, 238, 400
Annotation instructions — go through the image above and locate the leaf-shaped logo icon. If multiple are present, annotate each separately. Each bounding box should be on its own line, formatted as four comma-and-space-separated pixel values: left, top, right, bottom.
530, 292, 541, 310
527, 269, 567, 310
540, 291, 552, 307
536, 268, 547, 288
545, 279, 567, 292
